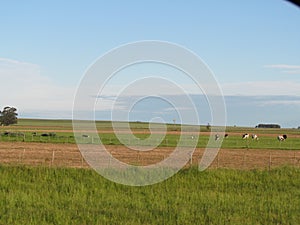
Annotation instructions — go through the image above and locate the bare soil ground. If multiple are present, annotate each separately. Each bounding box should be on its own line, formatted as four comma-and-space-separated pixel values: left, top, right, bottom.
0, 142, 299, 170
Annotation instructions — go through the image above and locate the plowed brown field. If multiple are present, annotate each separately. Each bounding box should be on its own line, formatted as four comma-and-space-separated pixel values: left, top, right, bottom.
0, 142, 299, 170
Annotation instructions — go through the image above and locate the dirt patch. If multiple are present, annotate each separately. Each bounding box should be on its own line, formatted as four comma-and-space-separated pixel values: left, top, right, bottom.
0, 142, 299, 169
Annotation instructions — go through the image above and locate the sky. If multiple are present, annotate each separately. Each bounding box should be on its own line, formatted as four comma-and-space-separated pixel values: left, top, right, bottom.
0, 0, 300, 127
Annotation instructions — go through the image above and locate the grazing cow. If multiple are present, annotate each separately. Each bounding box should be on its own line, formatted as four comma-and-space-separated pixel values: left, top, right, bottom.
278, 134, 287, 141
215, 134, 220, 141
242, 133, 249, 139
3, 131, 10, 136
82, 134, 89, 138
252, 134, 259, 140
224, 133, 229, 138
41, 133, 49, 137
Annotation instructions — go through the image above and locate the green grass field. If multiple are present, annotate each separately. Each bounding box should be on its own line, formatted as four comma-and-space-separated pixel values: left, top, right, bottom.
0, 119, 299, 224
0, 165, 299, 225
1, 130, 299, 150
10, 118, 300, 134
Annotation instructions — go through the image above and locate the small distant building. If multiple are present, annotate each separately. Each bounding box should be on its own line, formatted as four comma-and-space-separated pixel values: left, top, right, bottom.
255, 124, 281, 129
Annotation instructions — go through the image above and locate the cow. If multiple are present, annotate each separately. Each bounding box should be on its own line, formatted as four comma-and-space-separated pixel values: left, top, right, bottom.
49, 132, 56, 137
224, 133, 229, 138
215, 134, 220, 141
252, 134, 259, 140
242, 133, 249, 139
3, 131, 10, 136
278, 134, 287, 141
82, 134, 89, 138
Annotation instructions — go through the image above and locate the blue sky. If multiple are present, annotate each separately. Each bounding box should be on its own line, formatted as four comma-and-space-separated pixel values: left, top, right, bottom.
1, 1, 300, 127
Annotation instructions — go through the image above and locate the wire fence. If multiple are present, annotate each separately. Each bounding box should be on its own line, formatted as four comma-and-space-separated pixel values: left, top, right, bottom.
0, 144, 299, 170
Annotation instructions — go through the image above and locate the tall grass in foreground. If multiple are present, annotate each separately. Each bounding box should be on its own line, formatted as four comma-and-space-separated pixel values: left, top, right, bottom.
0, 166, 299, 225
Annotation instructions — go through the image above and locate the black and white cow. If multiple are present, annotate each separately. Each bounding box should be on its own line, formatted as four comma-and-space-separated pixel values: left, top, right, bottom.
277, 134, 287, 141
252, 134, 259, 140
242, 133, 249, 139
215, 134, 220, 141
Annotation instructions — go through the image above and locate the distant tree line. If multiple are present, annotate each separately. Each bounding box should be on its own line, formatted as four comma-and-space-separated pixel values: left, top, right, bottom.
0, 106, 18, 126
255, 124, 281, 129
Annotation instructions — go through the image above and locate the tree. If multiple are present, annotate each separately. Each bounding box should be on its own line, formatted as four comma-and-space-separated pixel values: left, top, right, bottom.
0, 106, 18, 126
206, 123, 211, 131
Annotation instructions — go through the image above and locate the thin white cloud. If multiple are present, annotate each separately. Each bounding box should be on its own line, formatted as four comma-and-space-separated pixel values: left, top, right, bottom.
0, 58, 75, 115
264, 64, 300, 74
162, 107, 192, 112
258, 100, 300, 106
281, 69, 300, 74
264, 64, 300, 69
0, 58, 40, 68
222, 81, 300, 96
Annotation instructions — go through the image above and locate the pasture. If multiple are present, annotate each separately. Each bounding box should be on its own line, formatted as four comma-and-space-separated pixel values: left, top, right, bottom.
1, 119, 300, 150
0, 165, 299, 224
0, 118, 300, 224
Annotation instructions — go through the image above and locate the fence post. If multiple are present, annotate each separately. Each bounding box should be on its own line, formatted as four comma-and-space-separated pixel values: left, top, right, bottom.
243, 150, 246, 168
19, 148, 25, 164
268, 151, 272, 171
22, 148, 25, 162
109, 153, 112, 168
51, 150, 55, 166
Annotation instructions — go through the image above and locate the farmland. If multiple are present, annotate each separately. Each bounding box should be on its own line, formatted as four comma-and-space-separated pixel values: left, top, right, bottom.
1, 119, 300, 169
0, 165, 299, 224
0, 118, 300, 224
1, 119, 300, 151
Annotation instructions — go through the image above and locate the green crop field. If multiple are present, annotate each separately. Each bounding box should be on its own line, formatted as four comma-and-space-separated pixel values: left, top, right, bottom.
0, 165, 299, 225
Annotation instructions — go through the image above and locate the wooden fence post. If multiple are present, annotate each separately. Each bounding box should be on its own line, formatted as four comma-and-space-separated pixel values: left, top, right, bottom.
109, 153, 112, 168
51, 150, 55, 166
22, 148, 25, 162
243, 150, 246, 168
268, 151, 272, 171
19, 148, 25, 164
